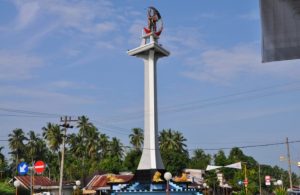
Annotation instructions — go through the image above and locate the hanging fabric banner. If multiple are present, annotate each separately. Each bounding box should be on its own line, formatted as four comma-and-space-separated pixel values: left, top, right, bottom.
206, 165, 222, 171
260, 0, 300, 62
224, 162, 242, 169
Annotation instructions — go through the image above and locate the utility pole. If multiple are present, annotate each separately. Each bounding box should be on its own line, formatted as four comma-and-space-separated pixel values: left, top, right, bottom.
244, 163, 248, 195
59, 116, 78, 195
286, 137, 293, 190
258, 163, 262, 195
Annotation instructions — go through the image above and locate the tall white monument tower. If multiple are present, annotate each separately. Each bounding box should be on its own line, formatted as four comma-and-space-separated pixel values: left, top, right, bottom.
127, 7, 169, 181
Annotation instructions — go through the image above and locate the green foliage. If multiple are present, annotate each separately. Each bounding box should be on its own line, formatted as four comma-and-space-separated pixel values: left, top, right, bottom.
159, 129, 189, 175
274, 187, 287, 195
205, 170, 219, 193
129, 128, 144, 150
2, 116, 300, 190
0, 182, 14, 195
161, 149, 189, 175
123, 149, 142, 172
189, 149, 211, 170
214, 150, 228, 166
98, 156, 123, 173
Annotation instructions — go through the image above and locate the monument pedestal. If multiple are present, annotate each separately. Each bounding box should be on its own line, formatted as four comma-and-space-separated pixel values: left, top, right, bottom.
133, 169, 166, 183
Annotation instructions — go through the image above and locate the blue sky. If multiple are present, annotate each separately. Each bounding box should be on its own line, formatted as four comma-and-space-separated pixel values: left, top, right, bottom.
1, 0, 300, 171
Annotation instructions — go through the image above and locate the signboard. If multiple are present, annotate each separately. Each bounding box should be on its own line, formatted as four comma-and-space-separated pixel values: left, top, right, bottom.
243, 178, 248, 187
34, 161, 45, 174
298, 162, 300, 167
17, 162, 28, 175
265, 175, 271, 186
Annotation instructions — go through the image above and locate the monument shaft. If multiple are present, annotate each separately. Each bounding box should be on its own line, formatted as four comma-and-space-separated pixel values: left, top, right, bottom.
128, 33, 169, 171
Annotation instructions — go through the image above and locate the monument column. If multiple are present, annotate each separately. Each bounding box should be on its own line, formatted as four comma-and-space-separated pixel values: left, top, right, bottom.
127, 7, 169, 181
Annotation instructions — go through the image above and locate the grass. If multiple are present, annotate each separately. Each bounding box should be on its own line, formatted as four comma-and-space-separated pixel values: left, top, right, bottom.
0, 181, 15, 195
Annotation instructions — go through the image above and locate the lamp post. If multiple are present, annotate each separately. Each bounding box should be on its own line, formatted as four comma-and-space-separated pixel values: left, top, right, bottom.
73, 180, 81, 195
298, 162, 300, 190
14, 180, 20, 195
242, 163, 248, 195
277, 179, 283, 187
164, 172, 172, 195
203, 183, 209, 195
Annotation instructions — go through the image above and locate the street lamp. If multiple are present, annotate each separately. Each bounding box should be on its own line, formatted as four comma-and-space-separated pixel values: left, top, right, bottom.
14, 180, 20, 195
73, 180, 81, 195
164, 172, 172, 195
203, 183, 209, 195
76, 180, 81, 186
277, 180, 283, 187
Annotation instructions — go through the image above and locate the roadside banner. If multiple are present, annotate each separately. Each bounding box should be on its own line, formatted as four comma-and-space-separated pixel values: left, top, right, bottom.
206, 165, 222, 171
224, 162, 242, 169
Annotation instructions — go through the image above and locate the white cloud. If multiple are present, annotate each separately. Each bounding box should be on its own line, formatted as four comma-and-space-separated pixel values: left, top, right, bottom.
12, 0, 119, 36
128, 19, 145, 46
49, 80, 97, 90
162, 27, 205, 57
14, 1, 40, 29
182, 43, 300, 84
94, 22, 117, 33
0, 51, 42, 80
0, 85, 95, 105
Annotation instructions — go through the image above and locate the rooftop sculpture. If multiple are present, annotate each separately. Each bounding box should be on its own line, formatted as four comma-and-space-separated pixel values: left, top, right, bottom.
144, 7, 163, 36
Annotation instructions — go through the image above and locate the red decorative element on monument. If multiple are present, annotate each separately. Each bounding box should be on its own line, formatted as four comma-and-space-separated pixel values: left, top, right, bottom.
144, 7, 163, 36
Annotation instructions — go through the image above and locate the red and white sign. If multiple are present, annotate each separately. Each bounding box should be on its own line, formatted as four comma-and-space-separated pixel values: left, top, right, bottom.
243, 178, 248, 186
34, 161, 46, 174
265, 175, 271, 186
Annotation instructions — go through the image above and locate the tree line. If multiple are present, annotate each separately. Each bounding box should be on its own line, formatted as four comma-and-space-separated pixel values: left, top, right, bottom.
1, 115, 298, 194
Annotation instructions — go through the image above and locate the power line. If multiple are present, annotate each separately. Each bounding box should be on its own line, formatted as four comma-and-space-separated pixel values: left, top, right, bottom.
199, 140, 300, 151
0, 107, 61, 117
121, 139, 300, 152
0, 82, 299, 138
0, 82, 299, 124
99, 81, 300, 123
0, 114, 58, 118
2, 135, 300, 152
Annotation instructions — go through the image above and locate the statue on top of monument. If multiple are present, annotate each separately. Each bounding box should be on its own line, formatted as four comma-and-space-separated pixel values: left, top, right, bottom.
144, 7, 163, 36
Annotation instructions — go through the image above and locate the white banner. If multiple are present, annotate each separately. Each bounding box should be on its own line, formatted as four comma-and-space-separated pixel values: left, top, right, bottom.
206, 165, 222, 171
260, 0, 300, 62
224, 162, 242, 170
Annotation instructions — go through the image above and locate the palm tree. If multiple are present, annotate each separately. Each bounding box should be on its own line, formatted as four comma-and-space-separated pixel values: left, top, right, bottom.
42, 122, 63, 180
159, 129, 187, 153
8, 128, 28, 170
99, 133, 110, 158
85, 126, 100, 158
42, 123, 63, 153
109, 137, 124, 160
68, 133, 85, 158
0, 146, 5, 164
159, 129, 176, 151
77, 116, 93, 138
189, 149, 211, 169
27, 131, 39, 163
129, 128, 144, 151
27, 131, 48, 163
173, 131, 187, 152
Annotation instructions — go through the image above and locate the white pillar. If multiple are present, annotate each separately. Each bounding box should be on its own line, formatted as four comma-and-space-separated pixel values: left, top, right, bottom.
128, 33, 169, 171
